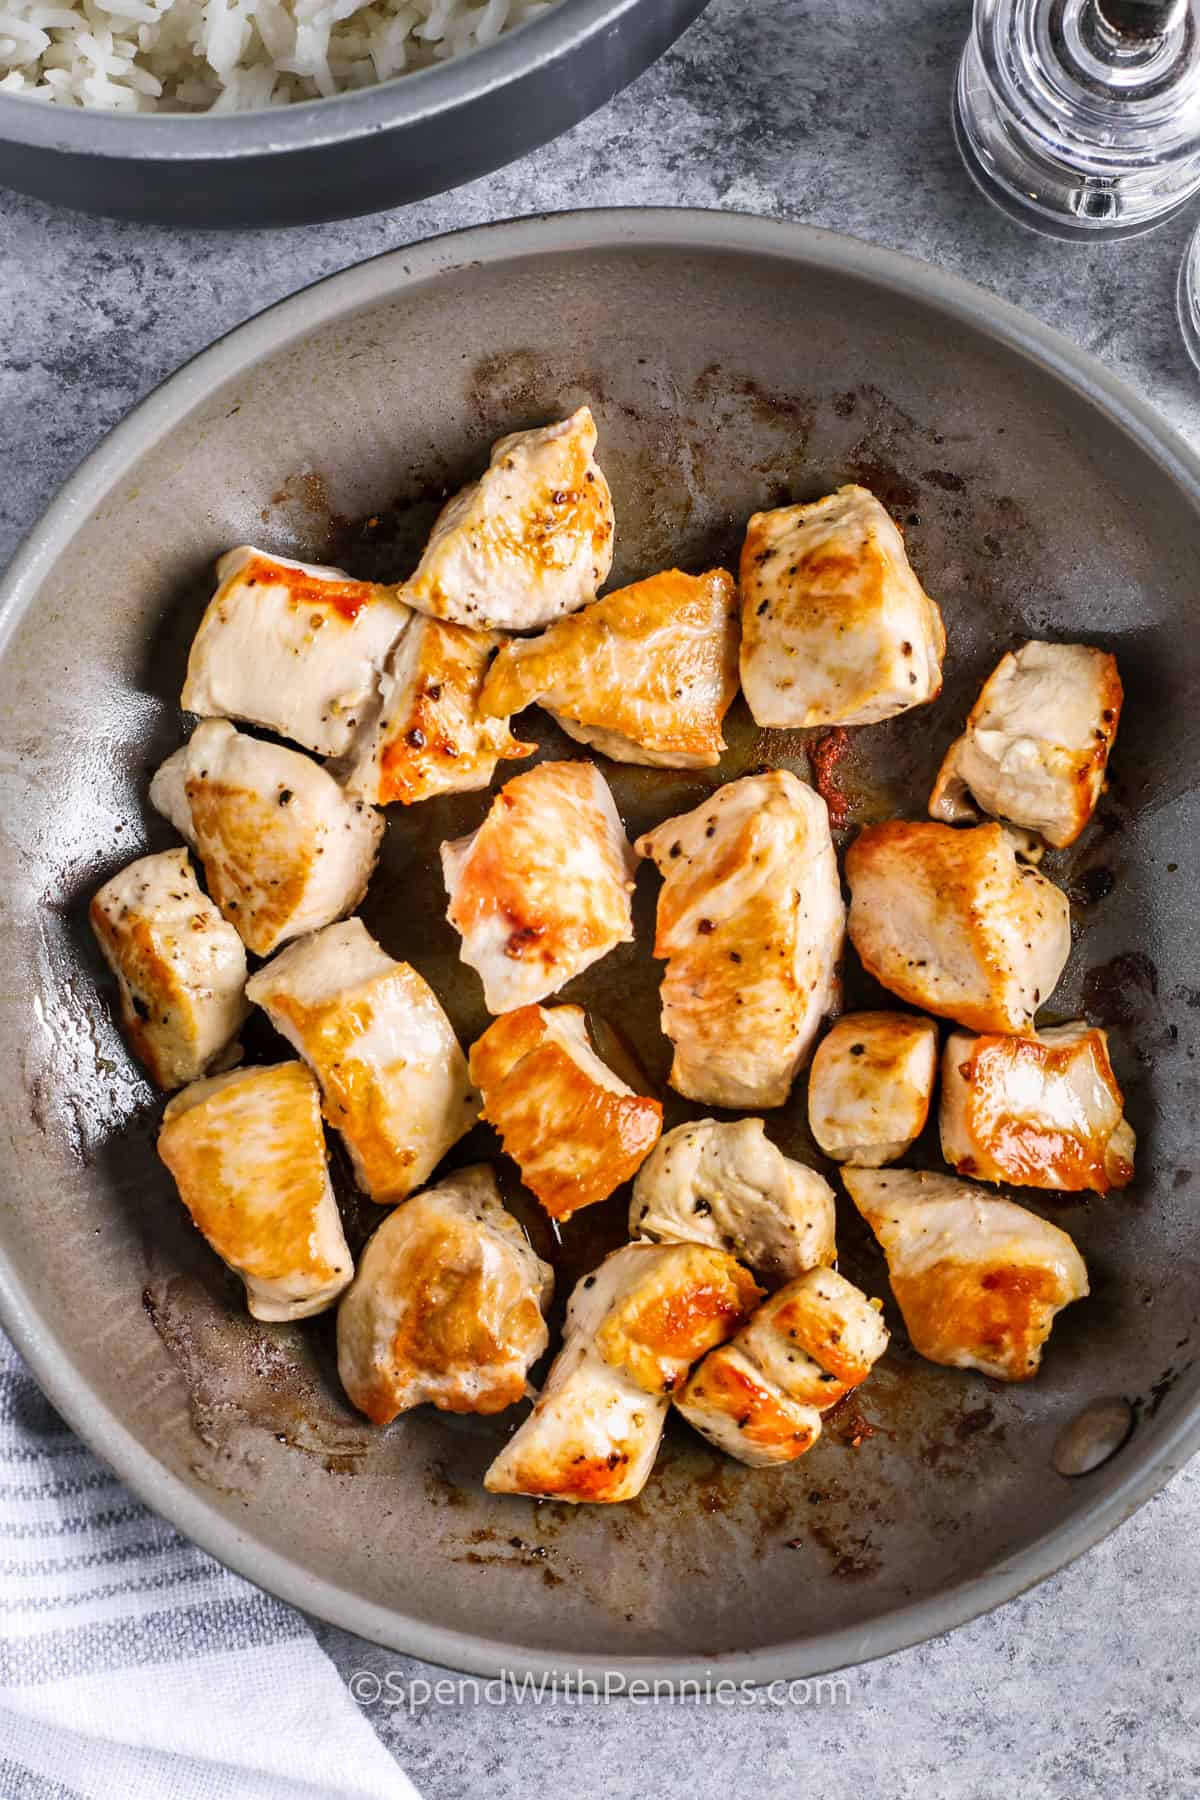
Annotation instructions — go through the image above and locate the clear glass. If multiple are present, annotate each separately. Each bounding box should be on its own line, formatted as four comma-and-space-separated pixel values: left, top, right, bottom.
955, 0, 1200, 238
1178, 218, 1200, 367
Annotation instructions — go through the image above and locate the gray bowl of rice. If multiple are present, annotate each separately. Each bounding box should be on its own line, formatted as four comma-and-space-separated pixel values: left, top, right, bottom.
0, 0, 707, 224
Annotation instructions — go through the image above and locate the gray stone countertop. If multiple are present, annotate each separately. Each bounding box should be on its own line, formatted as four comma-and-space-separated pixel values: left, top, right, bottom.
3, 0, 1198, 1793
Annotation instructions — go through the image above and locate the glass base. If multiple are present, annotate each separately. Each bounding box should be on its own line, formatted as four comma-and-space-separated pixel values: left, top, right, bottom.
955, 0, 1200, 241
1177, 223, 1200, 370
953, 67, 1194, 239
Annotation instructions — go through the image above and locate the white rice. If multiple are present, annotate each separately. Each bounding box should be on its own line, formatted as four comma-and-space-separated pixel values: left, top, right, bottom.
0, 0, 555, 110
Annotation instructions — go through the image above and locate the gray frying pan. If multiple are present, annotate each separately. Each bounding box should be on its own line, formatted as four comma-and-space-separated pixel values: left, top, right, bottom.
1, 211, 1197, 1682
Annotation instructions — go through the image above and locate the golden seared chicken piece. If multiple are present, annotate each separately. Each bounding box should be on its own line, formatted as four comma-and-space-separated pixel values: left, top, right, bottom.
845, 821, 1070, 1035
485, 1242, 760, 1503
90, 849, 249, 1090
636, 770, 844, 1108
478, 568, 740, 769
677, 1268, 889, 1468
940, 1022, 1135, 1195
181, 547, 411, 758
441, 760, 636, 1013
337, 1166, 553, 1423
402, 408, 615, 631
630, 1118, 836, 1285
739, 485, 946, 728
470, 1005, 661, 1221
808, 1012, 939, 1166
158, 1062, 352, 1323
246, 919, 479, 1204
930, 641, 1123, 848
150, 719, 383, 958
844, 1166, 1089, 1381
340, 615, 534, 806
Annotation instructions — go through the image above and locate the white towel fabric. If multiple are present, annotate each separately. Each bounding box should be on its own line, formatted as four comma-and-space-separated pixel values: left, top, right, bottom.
0, 1330, 416, 1800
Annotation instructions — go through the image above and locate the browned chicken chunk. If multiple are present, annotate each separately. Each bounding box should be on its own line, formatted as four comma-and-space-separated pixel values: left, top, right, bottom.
337, 1166, 553, 1423
845, 821, 1070, 1034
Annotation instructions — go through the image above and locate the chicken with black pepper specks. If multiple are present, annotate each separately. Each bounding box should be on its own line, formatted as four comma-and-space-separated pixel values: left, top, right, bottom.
808, 1011, 940, 1166
402, 408, 615, 631
630, 1118, 836, 1286
181, 547, 411, 758
89, 848, 249, 1090
676, 1268, 889, 1468
151, 719, 383, 958
845, 820, 1070, 1034
636, 770, 844, 1109
485, 1242, 761, 1503
739, 485, 945, 728
441, 759, 636, 1014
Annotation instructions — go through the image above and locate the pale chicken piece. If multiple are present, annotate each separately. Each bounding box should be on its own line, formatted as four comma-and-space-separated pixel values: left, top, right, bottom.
477, 568, 740, 769
808, 1011, 940, 1166
441, 760, 636, 1013
630, 1118, 836, 1284
930, 641, 1123, 848
845, 821, 1071, 1035
339, 614, 534, 806
485, 1242, 760, 1503
940, 1022, 1135, 1195
150, 719, 383, 958
469, 1005, 661, 1221
89, 849, 249, 1091
739, 485, 946, 728
246, 919, 479, 1204
158, 1062, 353, 1323
402, 408, 615, 631
181, 546, 412, 757
336, 1166, 553, 1423
636, 770, 844, 1108
844, 1166, 1089, 1381
676, 1268, 889, 1468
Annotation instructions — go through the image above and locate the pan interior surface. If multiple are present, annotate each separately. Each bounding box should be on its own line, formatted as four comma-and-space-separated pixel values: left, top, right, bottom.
1, 217, 1198, 1679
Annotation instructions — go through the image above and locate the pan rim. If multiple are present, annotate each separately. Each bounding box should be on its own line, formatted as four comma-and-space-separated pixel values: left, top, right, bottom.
2, 206, 1198, 1683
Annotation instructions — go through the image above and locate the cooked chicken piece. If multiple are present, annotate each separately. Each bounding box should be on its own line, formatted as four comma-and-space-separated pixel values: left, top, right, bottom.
246, 919, 479, 1203
485, 1242, 760, 1502
337, 1165, 553, 1423
477, 568, 740, 769
676, 1267, 889, 1468
739, 485, 946, 728
845, 821, 1070, 1034
808, 1011, 939, 1166
158, 1062, 352, 1323
339, 615, 534, 806
844, 1166, 1089, 1381
630, 1118, 836, 1284
181, 546, 411, 758
930, 641, 1123, 848
940, 1022, 1135, 1194
441, 760, 636, 1013
636, 770, 844, 1108
89, 849, 248, 1091
150, 719, 383, 958
402, 408, 615, 631
470, 1005, 661, 1221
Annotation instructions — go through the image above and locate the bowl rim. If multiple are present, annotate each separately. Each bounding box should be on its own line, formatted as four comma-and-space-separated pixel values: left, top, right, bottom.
2, 206, 1199, 1683
0, 0, 644, 156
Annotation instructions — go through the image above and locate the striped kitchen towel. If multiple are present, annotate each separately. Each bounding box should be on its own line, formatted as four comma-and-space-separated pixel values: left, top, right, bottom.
0, 1331, 416, 1800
